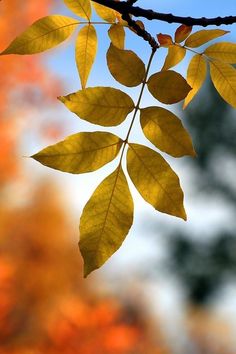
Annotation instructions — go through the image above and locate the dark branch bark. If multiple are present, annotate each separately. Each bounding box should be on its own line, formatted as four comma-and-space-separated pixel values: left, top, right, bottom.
92, 0, 236, 27
121, 13, 159, 50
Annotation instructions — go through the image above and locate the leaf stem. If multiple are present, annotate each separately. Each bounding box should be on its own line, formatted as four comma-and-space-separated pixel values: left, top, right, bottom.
79, 21, 116, 25
124, 48, 156, 144
117, 49, 156, 168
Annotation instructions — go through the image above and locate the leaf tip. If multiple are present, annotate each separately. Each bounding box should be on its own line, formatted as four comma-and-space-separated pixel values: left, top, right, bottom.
83, 260, 97, 278
191, 148, 197, 158
57, 95, 65, 103
0, 49, 7, 56
179, 207, 187, 221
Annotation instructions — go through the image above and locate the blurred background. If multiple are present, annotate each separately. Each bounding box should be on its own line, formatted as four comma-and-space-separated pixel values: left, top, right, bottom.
1, 1, 236, 353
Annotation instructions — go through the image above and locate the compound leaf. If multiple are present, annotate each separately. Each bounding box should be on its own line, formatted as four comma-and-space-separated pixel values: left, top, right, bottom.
209, 60, 236, 108
184, 29, 229, 48
161, 45, 186, 71
92, 2, 117, 22
127, 144, 186, 220
32, 131, 122, 173
1, 15, 78, 55
108, 24, 125, 49
79, 166, 134, 277
107, 43, 145, 87
175, 24, 192, 43
204, 42, 236, 63
59, 87, 135, 126
183, 54, 207, 108
64, 0, 91, 20
76, 24, 97, 89
140, 107, 195, 157
147, 70, 191, 104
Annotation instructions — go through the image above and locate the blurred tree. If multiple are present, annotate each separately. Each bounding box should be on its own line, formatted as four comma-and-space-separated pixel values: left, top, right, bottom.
0, 0, 61, 185
160, 81, 236, 353
168, 80, 236, 305
0, 181, 170, 354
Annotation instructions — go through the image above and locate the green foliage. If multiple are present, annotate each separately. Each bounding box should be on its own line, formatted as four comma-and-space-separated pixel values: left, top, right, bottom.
1, 0, 236, 276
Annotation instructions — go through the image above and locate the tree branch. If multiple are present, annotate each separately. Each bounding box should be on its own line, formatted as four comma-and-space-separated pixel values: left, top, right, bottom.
92, 0, 236, 27
121, 13, 159, 50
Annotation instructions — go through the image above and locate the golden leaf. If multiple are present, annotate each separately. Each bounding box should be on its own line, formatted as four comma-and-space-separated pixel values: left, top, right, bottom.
31, 131, 122, 173
184, 29, 229, 48
64, 0, 91, 20
92, 2, 117, 22
106, 43, 145, 87
183, 54, 207, 109
204, 42, 236, 63
108, 24, 125, 49
79, 167, 134, 277
58, 87, 135, 126
209, 60, 236, 108
127, 144, 186, 220
161, 44, 186, 71
147, 70, 192, 104
175, 24, 192, 43
0, 15, 78, 55
140, 107, 195, 157
75, 24, 97, 89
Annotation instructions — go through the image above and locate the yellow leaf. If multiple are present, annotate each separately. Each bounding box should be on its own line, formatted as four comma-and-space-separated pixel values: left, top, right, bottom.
107, 44, 145, 87
140, 107, 195, 157
127, 144, 186, 220
175, 24, 192, 43
31, 131, 122, 173
209, 60, 236, 108
204, 42, 236, 64
76, 24, 97, 89
161, 44, 186, 71
147, 70, 191, 104
92, 2, 117, 22
184, 29, 229, 48
108, 24, 125, 49
79, 167, 134, 277
58, 87, 135, 126
64, 0, 91, 20
183, 54, 207, 109
0, 15, 78, 55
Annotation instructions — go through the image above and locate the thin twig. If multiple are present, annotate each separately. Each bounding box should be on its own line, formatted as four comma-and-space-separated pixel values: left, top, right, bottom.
92, 0, 236, 26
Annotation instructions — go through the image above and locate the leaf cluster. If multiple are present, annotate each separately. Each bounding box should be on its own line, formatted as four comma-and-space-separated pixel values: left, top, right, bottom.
1, 0, 236, 276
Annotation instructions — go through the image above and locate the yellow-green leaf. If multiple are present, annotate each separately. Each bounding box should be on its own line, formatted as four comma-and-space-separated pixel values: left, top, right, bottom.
107, 43, 145, 87
209, 60, 236, 108
161, 44, 186, 71
58, 87, 135, 126
31, 131, 122, 174
76, 24, 97, 89
92, 2, 117, 22
147, 70, 191, 104
108, 24, 125, 49
64, 0, 91, 20
204, 42, 236, 64
79, 167, 134, 277
184, 29, 229, 48
140, 107, 195, 157
175, 24, 192, 43
183, 54, 207, 109
127, 144, 186, 220
0, 15, 78, 55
